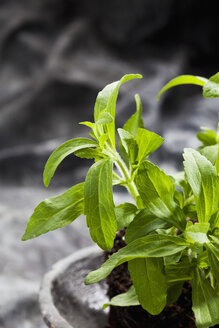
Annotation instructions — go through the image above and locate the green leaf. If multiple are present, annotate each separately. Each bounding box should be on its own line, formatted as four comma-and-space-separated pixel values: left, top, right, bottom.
197, 251, 209, 268
209, 244, 219, 258
211, 235, 219, 246
119, 94, 144, 166
118, 128, 138, 165
85, 234, 188, 285
84, 158, 117, 250
197, 127, 218, 146
183, 149, 219, 223
22, 183, 84, 241
192, 268, 219, 328
135, 161, 185, 231
43, 138, 98, 187
99, 133, 108, 149
129, 258, 166, 315
103, 286, 139, 309
203, 72, 219, 98
118, 140, 130, 169
157, 75, 207, 101
122, 94, 145, 137
210, 211, 219, 232
74, 148, 104, 160
171, 171, 192, 199
96, 112, 113, 125
157, 226, 177, 237
115, 203, 138, 230
79, 121, 94, 129
94, 74, 142, 148
164, 251, 182, 265
174, 190, 184, 208
183, 204, 197, 221
89, 130, 97, 140
94, 74, 143, 121
185, 222, 210, 244
125, 208, 170, 244
216, 145, 219, 174
165, 258, 193, 283
206, 244, 219, 282
166, 282, 183, 305
199, 145, 218, 165
136, 128, 164, 162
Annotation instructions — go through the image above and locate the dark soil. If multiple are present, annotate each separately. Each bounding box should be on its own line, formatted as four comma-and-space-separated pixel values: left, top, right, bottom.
104, 229, 197, 328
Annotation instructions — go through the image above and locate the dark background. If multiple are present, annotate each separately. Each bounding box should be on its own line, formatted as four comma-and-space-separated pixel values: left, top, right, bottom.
0, 1, 218, 327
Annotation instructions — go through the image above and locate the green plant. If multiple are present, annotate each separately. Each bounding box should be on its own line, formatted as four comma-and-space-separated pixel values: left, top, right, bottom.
22, 73, 219, 328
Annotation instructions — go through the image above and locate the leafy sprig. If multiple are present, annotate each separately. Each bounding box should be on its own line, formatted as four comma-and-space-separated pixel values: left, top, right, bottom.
22, 72, 219, 328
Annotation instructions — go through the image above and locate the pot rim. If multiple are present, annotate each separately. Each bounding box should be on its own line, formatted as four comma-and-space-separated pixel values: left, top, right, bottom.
39, 245, 101, 328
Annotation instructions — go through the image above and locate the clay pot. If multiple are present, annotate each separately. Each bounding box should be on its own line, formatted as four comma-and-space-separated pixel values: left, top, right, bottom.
39, 246, 108, 328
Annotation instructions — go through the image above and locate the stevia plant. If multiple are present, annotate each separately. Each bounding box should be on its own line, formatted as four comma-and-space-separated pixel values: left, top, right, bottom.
22, 73, 219, 328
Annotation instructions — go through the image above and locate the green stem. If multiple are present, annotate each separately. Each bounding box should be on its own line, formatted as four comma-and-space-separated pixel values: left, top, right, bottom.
115, 154, 139, 202
105, 143, 139, 203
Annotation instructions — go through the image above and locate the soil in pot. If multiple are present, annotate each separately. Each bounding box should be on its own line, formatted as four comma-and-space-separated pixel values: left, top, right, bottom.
104, 230, 199, 328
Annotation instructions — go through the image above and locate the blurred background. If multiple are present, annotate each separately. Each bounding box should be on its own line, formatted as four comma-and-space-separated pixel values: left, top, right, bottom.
0, 1, 218, 327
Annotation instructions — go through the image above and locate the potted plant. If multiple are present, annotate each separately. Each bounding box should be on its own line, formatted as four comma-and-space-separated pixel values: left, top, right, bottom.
22, 72, 219, 328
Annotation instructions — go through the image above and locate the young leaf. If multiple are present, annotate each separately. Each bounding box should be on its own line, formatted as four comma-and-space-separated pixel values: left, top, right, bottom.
135, 161, 185, 231
22, 183, 84, 241
85, 234, 189, 285
164, 251, 182, 265
103, 286, 139, 309
125, 208, 170, 244
171, 171, 192, 199
94, 74, 142, 148
99, 133, 108, 149
184, 222, 210, 244
74, 148, 104, 160
79, 121, 94, 129
118, 128, 138, 165
192, 268, 219, 328
136, 128, 164, 162
128, 258, 166, 315
174, 190, 184, 208
197, 250, 209, 269
203, 72, 219, 98
94, 74, 143, 121
115, 203, 138, 230
89, 130, 97, 140
199, 145, 218, 165
157, 75, 207, 101
119, 94, 144, 166
183, 149, 219, 223
95, 112, 113, 125
197, 127, 218, 146
43, 138, 98, 187
84, 158, 117, 251
122, 94, 144, 137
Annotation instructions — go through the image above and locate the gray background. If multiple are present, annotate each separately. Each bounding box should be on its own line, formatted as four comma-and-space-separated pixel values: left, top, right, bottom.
0, 1, 218, 327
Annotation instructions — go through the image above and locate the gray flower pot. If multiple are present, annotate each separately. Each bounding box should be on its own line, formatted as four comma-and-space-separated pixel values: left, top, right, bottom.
39, 246, 108, 328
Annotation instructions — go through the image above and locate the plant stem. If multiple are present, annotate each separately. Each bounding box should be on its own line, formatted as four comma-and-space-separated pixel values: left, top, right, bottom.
105, 143, 139, 203
115, 154, 139, 202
